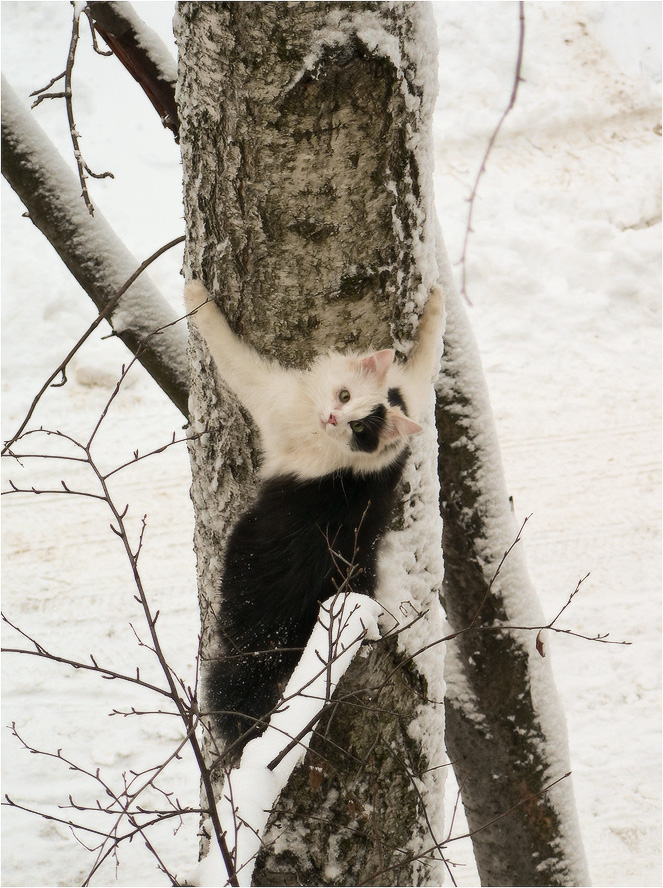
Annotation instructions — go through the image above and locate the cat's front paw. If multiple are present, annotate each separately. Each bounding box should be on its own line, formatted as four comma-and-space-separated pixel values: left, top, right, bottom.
417, 285, 444, 334
426, 285, 444, 317
183, 280, 210, 316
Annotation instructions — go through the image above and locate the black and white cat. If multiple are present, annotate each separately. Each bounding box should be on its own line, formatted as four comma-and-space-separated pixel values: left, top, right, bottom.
183, 280, 444, 748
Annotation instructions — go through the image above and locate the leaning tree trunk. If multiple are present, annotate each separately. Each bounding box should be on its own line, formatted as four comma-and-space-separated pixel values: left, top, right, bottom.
176, 3, 446, 886
435, 233, 591, 886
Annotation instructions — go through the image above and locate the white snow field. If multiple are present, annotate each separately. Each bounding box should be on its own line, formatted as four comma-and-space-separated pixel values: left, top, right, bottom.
1, 2, 660, 886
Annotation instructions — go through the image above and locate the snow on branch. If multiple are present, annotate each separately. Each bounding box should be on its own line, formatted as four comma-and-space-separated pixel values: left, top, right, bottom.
1, 76, 189, 418
86, 1, 179, 141
29, 1, 115, 216
191, 592, 383, 888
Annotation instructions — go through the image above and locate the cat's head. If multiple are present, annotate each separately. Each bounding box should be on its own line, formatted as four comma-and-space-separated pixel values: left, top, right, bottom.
308, 349, 422, 466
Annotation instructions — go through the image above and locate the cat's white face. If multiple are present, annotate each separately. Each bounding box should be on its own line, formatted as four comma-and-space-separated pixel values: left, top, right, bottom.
306, 350, 422, 464
183, 280, 443, 480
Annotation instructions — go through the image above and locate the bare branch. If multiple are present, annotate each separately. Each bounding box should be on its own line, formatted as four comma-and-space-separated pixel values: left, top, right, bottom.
103, 430, 201, 481
0, 234, 186, 456
1, 614, 174, 699
7, 722, 197, 887
30, 2, 114, 215
86, 1, 179, 141
459, 1, 525, 302
3, 396, 236, 883
29, 70, 66, 96
4, 795, 113, 840
449, 771, 573, 845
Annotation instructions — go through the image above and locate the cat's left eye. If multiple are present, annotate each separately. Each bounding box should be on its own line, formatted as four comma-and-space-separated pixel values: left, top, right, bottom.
350, 420, 365, 434
339, 389, 351, 403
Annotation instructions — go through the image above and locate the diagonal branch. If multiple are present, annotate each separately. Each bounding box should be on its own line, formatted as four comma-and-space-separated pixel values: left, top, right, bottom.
459, 1, 525, 302
86, 1, 179, 141
1, 76, 189, 418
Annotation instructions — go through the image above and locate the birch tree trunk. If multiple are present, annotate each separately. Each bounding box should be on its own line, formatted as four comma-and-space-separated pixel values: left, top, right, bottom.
175, 3, 446, 886
435, 235, 591, 887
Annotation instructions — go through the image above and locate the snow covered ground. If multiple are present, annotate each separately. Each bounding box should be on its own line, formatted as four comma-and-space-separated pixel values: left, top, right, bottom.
1, 2, 660, 886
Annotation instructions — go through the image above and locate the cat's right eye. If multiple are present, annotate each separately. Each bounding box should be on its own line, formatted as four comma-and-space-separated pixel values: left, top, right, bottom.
339, 389, 351, 403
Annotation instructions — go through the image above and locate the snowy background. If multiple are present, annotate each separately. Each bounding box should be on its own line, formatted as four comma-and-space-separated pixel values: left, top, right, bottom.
1, 2, 660, 886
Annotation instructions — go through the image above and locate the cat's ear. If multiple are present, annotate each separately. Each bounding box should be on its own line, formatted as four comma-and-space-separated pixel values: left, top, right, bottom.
359, 349, 394, 383
385, 408, 423, 440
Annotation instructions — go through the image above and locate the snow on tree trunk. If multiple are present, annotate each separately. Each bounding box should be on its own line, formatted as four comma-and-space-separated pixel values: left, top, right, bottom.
434, 233, 591, 887
175, 3, 446, 885
1, 75, 189, 417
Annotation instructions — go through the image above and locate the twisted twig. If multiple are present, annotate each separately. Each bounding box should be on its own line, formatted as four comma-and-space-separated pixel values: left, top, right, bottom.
30, 1, 114, 215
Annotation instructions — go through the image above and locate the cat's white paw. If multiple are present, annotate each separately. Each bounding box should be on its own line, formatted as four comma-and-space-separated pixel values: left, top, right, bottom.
426, 285, 444, 316
417, 285, 444, 334
183, 280, 210, 315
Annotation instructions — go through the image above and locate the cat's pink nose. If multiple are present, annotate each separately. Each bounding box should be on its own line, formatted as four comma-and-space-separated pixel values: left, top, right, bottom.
326, 413, 337, 426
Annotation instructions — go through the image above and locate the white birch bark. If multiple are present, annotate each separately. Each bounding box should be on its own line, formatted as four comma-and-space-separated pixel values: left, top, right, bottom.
175, 3, 446, 885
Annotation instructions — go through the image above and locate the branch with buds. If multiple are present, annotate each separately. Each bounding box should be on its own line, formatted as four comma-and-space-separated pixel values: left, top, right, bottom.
30, 2, 114, 215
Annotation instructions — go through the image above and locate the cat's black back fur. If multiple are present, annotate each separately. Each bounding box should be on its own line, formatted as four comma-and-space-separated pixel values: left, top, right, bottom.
207, 449, 409, 747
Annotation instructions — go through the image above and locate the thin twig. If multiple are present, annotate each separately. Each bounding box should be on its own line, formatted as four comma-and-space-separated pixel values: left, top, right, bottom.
450, 771, 572, 845
459, 1, 525, 303
8, 722, 187, 886
82, 7, 113, 57
467, 512, 531, 630
1, 234, 185, 456
103, 431, 197, 481
31, 2, 114, 215
1, 620, 173, 700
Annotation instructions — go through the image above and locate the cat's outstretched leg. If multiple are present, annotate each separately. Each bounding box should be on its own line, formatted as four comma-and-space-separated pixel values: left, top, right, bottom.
184, 280, 288, 416
398, 285, 445, 419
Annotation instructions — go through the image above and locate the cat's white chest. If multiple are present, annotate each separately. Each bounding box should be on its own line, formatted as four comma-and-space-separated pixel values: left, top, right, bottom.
256, 380, 333, 478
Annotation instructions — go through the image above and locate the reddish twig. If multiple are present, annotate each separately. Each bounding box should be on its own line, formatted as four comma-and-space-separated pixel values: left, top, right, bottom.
459, 1, 525, 303
86, 1, 179, 141
31, 1, 114, 215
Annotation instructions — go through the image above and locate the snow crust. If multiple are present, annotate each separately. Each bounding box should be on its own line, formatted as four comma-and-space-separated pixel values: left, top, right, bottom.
1, 2, 660, 887
111, 1, 177, 86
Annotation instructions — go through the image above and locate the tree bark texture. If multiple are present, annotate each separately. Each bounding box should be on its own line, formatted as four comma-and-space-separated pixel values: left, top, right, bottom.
1, 76, 189, 417
434, 234, 590, 887
176, 3, 445, 885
